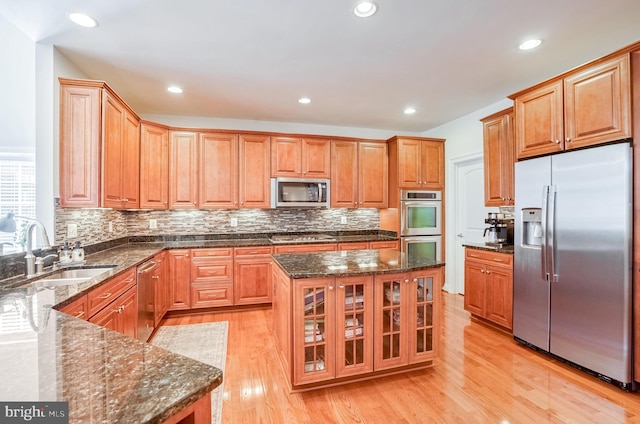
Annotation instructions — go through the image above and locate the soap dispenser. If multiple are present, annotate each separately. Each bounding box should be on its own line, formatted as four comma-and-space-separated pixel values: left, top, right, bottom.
60, 241, 72, 264
72, 241, 85, 263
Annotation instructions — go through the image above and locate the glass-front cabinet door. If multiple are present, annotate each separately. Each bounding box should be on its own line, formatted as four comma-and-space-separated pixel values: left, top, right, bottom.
408, 270, 439, 363
374, 273, 409, 370
335, 276, 373, 377
293, 278, 335, 385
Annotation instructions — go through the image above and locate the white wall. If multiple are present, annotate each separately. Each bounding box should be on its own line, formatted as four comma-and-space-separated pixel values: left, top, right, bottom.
422, 98, 513, 292
0, 16, 35, 155
141, 113, 423, 140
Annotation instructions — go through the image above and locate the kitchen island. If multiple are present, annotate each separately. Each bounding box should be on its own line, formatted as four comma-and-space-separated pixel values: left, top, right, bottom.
271, 249, 445, 391
0, 231, 397, 422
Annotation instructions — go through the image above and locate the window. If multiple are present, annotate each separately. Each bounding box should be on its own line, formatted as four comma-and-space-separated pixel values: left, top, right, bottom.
0, 153, 35, 251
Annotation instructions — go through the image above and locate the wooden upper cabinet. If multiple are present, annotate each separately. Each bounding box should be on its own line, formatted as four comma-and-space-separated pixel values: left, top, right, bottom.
239, 134, 271, 208
271, 136, 330, 178
140, 123, 169, 209
330, 140, 387, 208
358, 142, 388, 208
388, 137, 445, 191
481, 108, 514, 206
103, 92, 141, 209
513, 54, 631, 159
330, 140, 358, 208
169, 131, 198, 209
60, 80, 140, 208
199, 132, 238, 209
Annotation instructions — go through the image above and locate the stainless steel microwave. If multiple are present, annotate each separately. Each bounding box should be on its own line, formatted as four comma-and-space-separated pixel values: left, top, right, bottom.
270, 177, 330, 208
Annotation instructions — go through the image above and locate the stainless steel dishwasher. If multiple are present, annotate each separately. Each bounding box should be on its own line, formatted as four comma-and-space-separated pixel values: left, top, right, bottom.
137, 259, 158, 341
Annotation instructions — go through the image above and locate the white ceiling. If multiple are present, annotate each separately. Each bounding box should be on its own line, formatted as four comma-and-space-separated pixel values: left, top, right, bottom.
2, 0, 640, 133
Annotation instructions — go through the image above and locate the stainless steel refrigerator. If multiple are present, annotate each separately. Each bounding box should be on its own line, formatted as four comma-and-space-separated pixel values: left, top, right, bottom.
513, 142, 633, 389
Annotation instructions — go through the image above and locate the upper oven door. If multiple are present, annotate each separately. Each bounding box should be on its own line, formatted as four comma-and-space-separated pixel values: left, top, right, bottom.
401, 200, 441, 236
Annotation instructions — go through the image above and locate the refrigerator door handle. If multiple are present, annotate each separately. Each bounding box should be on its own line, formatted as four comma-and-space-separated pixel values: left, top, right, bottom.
541, 185, 549, 281
548, 185, 558, 282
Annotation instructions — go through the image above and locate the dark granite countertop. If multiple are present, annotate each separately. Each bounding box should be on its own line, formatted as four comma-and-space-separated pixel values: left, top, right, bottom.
463, 242, 514, 254
272, 249, 445, 279
0, 230, 396, 423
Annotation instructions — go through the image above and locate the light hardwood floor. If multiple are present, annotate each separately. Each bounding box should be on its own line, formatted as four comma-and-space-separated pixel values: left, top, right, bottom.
161, 293, 640, 423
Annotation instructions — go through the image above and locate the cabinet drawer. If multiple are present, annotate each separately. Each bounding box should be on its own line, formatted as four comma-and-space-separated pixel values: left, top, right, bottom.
369, 240, 399, 249
465, 249, 513, 267
338, 242, 369, 251
234, 246, 273, 256
191, 282, 233, 307
191, 259, 233, 283
191, 248, 233, 259
58, 295, 88, 320
88, 269, 136, 317
274, 243, 337, 254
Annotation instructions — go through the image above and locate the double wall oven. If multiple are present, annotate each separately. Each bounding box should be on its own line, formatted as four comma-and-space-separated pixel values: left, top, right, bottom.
400, 190, 442, 261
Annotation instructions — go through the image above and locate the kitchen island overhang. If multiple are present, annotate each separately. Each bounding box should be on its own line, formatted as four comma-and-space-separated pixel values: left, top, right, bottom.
271, 249, 445, 392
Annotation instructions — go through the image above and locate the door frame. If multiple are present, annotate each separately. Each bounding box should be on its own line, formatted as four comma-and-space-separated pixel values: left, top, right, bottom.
445, 152, 485, 294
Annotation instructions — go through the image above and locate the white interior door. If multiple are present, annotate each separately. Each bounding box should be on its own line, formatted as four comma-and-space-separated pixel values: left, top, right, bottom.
446, 155, 496, 294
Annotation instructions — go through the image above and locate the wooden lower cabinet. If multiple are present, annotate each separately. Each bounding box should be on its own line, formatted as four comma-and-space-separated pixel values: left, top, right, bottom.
274, 265, 441, 390
190, 248, 234, 308
167, 249, 192, 310
89, 285, 138, 339
234, 246, 273, 305
369, 240, 399, 250
373, 270, 439, 371
464, 248, 513, 330
153, 251, 168, 325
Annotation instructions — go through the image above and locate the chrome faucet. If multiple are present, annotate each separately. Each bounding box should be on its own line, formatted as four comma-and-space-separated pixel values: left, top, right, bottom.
24, 221, 52, 277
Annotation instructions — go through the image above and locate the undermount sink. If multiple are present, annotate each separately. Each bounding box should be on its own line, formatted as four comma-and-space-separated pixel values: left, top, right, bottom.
32, 266, 117, 288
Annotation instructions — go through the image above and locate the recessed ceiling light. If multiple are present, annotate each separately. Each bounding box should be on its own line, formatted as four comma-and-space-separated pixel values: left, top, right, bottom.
167, 86, 183, 94
354, 1, 378, 18
404, 107, 416, 115
69, 12, 98, 28
519, 39, 542, 50
298, 97, 311, 104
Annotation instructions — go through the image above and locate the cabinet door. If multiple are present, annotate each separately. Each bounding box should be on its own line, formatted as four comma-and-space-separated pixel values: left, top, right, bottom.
167, 249, 191, 310
564, 55, 631, 150
358, 142, 388, 208
302, 138, 331, 178
483, 110, 514, 206
463, 260, 486, 317
199, 132, 238, 208
239, 134, 271, 208
234, 256, 272, 305
121, 112, 141, 208
485, 265, 513, 329
271, 136, 301, 177
419, 140, 444, 189
374, 273, 408, 370
89, 303, 119, 332
117, 286, 138, 339
408, 270, 440, 363
102, 93, 125, 209
154, 252, 168, 325
335, 276, 373, 378
169, 131, 198, 209
514, 80, 564, 159
330, 140, 358, 208
59, 83, 102, 207
397, 139, 422, 189
140, 123, 169, 209
293, 278, 335, 385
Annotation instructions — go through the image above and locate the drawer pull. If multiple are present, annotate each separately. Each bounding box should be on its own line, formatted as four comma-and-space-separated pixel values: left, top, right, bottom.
99, 292, 112, 299
493, 258, 506, 262
125, 278, 134, 283
74, 311, 85, 318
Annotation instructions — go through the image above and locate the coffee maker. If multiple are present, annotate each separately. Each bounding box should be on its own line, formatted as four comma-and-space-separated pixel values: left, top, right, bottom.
483, 212, 514, 246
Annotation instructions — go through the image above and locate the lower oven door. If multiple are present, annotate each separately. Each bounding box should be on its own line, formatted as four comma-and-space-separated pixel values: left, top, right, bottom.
401, 236, 442, 261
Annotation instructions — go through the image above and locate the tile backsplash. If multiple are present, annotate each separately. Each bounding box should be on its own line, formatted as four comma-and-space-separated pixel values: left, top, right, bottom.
54, 207, 381, 246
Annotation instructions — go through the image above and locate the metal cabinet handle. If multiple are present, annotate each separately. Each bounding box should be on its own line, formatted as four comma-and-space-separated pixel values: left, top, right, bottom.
328, 285, 334, 291
99, 292, 112, 299
555, 140, 560, 144
74, 311, 85, 318
566, 137, 571, 142
338, 285, 344, 289
486, 270, 491, 274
